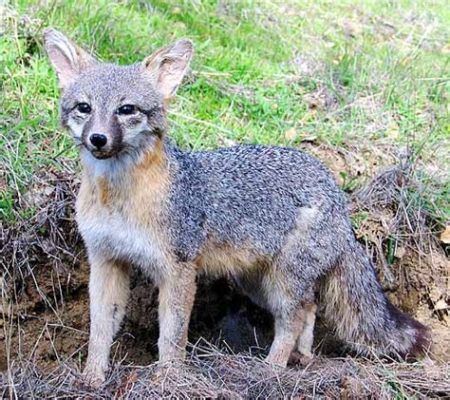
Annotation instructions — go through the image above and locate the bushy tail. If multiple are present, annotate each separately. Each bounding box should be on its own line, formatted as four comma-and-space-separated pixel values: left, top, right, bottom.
321, 239, 431, 359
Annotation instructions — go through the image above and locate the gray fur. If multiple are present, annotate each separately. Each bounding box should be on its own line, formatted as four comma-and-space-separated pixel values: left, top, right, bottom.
166, 142, 344, 265
166, 141, 429, 358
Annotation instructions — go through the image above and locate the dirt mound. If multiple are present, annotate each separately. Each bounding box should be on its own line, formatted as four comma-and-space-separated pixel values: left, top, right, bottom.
350, 159, 448, 361
1, 145, 448, 397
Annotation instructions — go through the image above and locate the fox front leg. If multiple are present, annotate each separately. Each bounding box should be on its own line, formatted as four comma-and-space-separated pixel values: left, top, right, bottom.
157, 264, 197, 362
83, 255, 130, 387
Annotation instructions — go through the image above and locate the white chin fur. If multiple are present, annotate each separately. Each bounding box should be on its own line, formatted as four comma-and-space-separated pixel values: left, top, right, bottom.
79, 142, 150, 180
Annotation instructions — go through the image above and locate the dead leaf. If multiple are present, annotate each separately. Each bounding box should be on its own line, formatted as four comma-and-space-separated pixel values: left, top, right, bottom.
394, 246, 406, 259
385, 121, 400, 140
440, 226, 450, 244
219, 137, 237, 147
434, 299, 448, 311
301, 134, 318, 143
441, 44, 450, 55
284, 127, 297, 141
342, 21, 363, 38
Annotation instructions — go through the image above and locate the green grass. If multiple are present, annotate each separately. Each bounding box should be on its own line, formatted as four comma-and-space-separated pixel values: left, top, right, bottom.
1, 0, 449, 223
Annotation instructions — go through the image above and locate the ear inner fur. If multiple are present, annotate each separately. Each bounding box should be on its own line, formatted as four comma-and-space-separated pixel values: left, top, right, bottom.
142, 39, 193, 100
43, 28, 98, 89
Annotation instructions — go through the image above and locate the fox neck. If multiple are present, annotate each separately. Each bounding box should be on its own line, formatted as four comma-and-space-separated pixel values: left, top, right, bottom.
80, 137, 170, 208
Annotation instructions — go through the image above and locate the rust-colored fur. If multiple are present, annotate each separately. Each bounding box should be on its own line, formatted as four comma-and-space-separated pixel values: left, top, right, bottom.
78, 138, 169, 223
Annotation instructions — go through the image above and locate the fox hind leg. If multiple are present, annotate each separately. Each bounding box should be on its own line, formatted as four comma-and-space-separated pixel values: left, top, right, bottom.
295, 302, 317, 358
265, 301, 305, 367
265, 294, 318, 367
234, 270, 306, 367
266, 217, 339, 367
264, 238, 327, 368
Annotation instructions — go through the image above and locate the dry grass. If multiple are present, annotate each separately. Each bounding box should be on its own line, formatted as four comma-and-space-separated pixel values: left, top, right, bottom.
351, 153, 448, 318
2, 341, 449, 399
1, 165, 81, 309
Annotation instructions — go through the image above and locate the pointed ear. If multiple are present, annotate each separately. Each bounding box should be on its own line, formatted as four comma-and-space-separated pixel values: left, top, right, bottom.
43, 28, 98, 89
143, 39, 193, 100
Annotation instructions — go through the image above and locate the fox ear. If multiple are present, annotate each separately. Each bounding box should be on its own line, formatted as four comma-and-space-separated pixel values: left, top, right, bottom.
143, 39, 193, 100
43, 28, 97, 89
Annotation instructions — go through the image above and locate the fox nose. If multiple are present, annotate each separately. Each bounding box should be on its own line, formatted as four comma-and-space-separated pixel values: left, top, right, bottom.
89, 133, 108, 149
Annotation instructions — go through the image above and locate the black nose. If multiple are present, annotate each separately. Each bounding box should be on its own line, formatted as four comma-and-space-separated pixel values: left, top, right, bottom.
90, 133, 108, 148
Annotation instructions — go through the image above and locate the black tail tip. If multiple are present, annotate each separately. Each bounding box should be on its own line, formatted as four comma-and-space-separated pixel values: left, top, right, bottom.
387, 302, 432, 360
407, 321, 432, 360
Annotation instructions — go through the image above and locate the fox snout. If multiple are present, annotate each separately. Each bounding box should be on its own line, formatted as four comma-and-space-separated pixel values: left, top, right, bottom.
65, 102, 166, 160
89, 133, 107, 148
67, 112, 125, 159
87, 132, 115, 159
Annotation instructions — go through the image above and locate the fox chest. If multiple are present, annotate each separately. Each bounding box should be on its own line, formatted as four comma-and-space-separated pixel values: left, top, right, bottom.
77, 206, 170, 280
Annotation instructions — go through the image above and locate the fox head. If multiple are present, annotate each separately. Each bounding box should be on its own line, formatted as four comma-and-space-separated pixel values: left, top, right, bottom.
43, 28, 192, 161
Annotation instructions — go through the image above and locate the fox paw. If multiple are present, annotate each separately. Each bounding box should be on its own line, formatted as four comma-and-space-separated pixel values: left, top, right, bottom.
265, 353, 290, 368
289, 350, 314, 366
82, 364, 106, 388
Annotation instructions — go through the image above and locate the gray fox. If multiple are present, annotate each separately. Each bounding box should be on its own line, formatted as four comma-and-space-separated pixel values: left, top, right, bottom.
43, 28, 430, 386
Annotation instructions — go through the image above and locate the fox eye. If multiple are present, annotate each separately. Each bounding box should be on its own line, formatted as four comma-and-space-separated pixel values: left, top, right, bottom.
117, 104, 137, 115
76, 103, 91, 114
